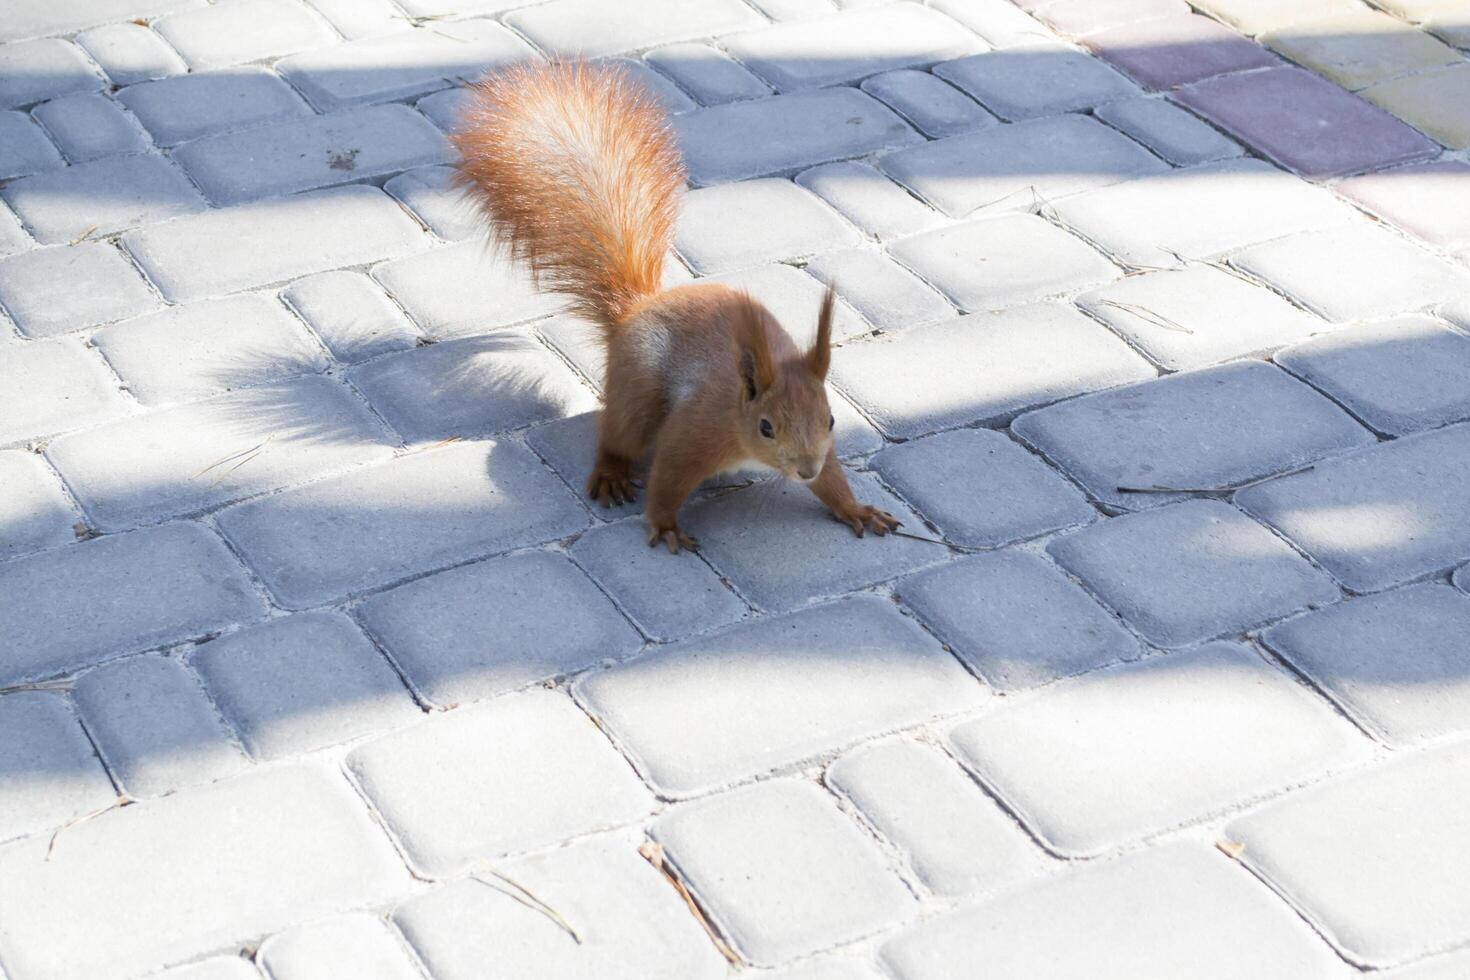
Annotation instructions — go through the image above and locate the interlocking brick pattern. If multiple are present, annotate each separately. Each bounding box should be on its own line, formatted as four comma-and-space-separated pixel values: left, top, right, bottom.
1, 1, 1468, 976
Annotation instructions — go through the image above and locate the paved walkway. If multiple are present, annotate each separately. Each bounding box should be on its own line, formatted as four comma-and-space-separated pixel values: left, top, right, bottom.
3, 0, 1470, 977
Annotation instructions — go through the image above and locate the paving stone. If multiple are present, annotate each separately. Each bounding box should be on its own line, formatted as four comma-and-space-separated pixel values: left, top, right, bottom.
32, 93, 149, 163
1424, 11, 1470, 48
706, 264, 873, 346
1094, 97, 1243, 166
569, 519, 747, 642
0, 205, 31, 258
302, 0, 404, 39
1016, 361, 1372, 511
794, 161, 944, 242
881, 113, 1167, 218
1192, 0, 1361, 34
1076, 264, 1325, 371
653, 780, 913, 965
860, 69, 997, 139
1032, 0, 1188, 33
75, 23, 189, 85
1174, 66, 1438, 180
191, 612, 419, 758
1237, 423, 1470, 591
0, 452, 77, 559
125, 185, 429, 303
0, 522, 265, 685
1233, 224, 1470, 323
507, 0, 763, 58
1379, 0, 1470, 20
1230, 741, 1470, 967
154, 0, 336, 70
1458, 564, 1469, 594
347, 690, 652, 876
832, 302, 1153, 437
383, 166, 479, 242
413, 86, 468, 133
828, 740, 1040, 897
3, 153, 205, 246
602, 57, 695, 115
676, 88, 920, 185
0, 39, 103, 109
0, 111, 64, 179
1336, 161, 1470, 252
0, 338, 128, 446
675, 179, 860, 274
218, 439, 587, 609
94, 293, 327, 405
373, 240, 564, 338
928, 0, 1052, 47
1383, 950, 1470, 980
0, 241, 159, 339
804, 248, 954, 331
175, 103, 451, 206
644, 42, 772, 105
897, 550, 1140, 690
952, 641, 1365, 855
935, 48, 1139, 121
1049, 159, 1356, 268
891, 213, 1118, 312
282, 270, 421, 362
881, 843, 1346, 980
49, 376, 395, 530
118, 67, 311, 146
146, 957, 261, 980
1082, 14, 1279, 91
0, 692, 115, 844
0, 762, 411, 980
393, 836, 727, 980
1050, 499, 1340, 645
258, 913, 422, 980
278, 21, 537, 110
71, 655, 248, 799
1361, 63, 1470, 150
1261, 10, 1461, 91
576, 595, 986, 796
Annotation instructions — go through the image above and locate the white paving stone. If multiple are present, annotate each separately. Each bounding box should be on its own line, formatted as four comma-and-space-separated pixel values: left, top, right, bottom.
2, 152, 205, 246
301, 0, 404, 40
146, 957, 263, 980
675, 179, 859, 274
860, 69, 997, 139
795, 161, 945, 242
506, 0, 763, 58
281, 269, 420, 362
603, 56, 695, 115
31, 92, 149, 162
0, 111, 63, 181
1094, 97, 1244, 166
258, 913, 423, 980
0, 692, 116, 844
117, 66, 311, 146
0, 241, 160, 339
0, 451, 77, 559
0, 338, 129, 446
936, 48, 1139, 121
645, 42, 772, 105
154, 0, 335, 70
383, 166, 480, 242
75, 23, 189, 86
708, 263, 871, 343
0, 39, 103, 109
372, 240, 564, 338
804, 248, 955, 331
928, 0, 1053, 47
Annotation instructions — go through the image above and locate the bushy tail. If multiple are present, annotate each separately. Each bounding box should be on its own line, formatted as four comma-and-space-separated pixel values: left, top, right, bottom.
451, 60, 686, 330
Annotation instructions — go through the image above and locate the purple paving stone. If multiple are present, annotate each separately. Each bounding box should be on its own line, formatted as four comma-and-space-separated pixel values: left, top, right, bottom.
1083, 14, 1279, 91
1175, 66, 1439, 180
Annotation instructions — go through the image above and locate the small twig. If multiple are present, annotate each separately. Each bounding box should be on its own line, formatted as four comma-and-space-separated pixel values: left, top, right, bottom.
193, 436, 273, 486
424, 435, 464, 451
68, 224, 99, 246
1095, 299, 1193, 334
1216, 840, 1246, 860
474, 871, 581, 944
1116, 464, 1315, 495
884, 527, 982, 553
47, 796, 132, 860
640, 841, 740, 965
0, 678, 74, 695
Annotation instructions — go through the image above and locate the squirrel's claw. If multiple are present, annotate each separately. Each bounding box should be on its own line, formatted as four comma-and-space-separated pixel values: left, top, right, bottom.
587, 470, 638, 508
648, 524, 699, 554
841, 504, 902, 538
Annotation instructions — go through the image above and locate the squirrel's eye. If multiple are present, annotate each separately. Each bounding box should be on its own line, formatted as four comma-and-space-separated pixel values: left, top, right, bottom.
828, 414, 835, 431
759, 418, 774, 439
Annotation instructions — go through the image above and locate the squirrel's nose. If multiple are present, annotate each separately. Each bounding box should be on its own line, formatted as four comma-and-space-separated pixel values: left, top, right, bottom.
796, 463, 820, 481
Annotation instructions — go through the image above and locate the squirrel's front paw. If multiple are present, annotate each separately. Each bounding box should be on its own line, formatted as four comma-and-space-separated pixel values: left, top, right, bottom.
647, 521, 699, 554
587, 467, 638, 508
836, 502, 902, 538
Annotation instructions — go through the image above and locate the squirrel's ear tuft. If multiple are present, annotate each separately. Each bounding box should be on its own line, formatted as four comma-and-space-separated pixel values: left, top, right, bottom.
736, 293, 776, 400
806, 285, 835, 380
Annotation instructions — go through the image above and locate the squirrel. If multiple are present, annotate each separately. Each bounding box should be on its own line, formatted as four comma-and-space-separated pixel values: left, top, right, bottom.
451, 60, 901, 553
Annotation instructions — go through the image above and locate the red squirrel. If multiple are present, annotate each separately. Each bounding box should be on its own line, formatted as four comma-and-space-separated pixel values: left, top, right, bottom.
451, 60, 900, 553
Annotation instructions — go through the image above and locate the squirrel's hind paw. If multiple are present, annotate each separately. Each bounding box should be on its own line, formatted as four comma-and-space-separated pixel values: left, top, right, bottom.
647, 523, 699, 554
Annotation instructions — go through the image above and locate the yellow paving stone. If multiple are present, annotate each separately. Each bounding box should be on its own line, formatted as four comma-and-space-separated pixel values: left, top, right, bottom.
1262, 10, 1461, 89
1362, 62, 1470, 148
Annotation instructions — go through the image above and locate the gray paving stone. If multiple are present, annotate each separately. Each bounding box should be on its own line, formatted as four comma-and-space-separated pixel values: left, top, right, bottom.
795, 161, 944, 242
1015, 361, 1374, 511
0, 241, 159, 339
49, 375, 396, 530
1076, 265, 1325, 371
94, 293, 327, 405
155, 0, 335, 70
896, 550, 1140, 690
723, 5, 980, 92
1094, 97, 1243, 166
175, 104, 451, 206
645, 42, 772, 105
708, 262, 871, 344
0, 39, 103, 109
653, 780, 913, 965
277, 21, 535, 110
191, 612, 420, 758
76, 23, 189, 86
282, 270, 421, 362
0, 338, 128, 446
1263, 584, 1470, 747
1048, 500, 1340, 646
32, 93, 149, 162
346, 690, 653, 876
881, 844, 1346, 980
1232, 225, 1470, 323
71, 655, 248, 799
890, 213, 1119, 312
373, 240, 564, 338
884, 112, 1167, 218
1337, 161, 1470, 253
0, 762, 411, 980
393, 836, 727, 980
1082, 13, 1280, 91
0, 110, 64, 179
936, 48, 1138, 122
831, 303, 1154, 438
118, 67, 311, 146
411, 86, 468, 133
676, 88, 920, 185
575, 595, 987, 797
0, 692, 115, 844
218, 439, 586, 609
603, 56, 694, 115
1230, 741, 1470, 967
350, 331, 595, 443
258, 913, 423, 980
860, 69, 996, 140
805, 248, 954, 332
3, 152, 205, 245
0, 451, 77, 559
1238, 423, 1470, 592
507, 0, 763, 57
928, 0, 1052, 47
952, 642, 1366, 855
125, 185, 429, 303
383, 166, 480, 242
676, 179, 859, 274
828, 740, 1040, 897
